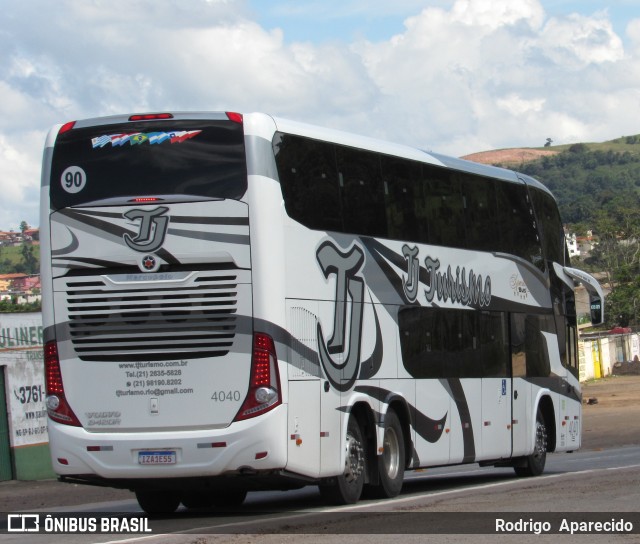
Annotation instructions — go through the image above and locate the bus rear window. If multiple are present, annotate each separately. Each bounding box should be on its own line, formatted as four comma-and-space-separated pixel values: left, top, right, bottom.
50, 119, 247, 209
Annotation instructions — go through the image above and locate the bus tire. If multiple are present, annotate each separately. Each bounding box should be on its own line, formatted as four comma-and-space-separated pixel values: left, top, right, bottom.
135, 489, 180, 515
372, 409, 405, 498
514, 408, 547, 477
319, 414, 365, 505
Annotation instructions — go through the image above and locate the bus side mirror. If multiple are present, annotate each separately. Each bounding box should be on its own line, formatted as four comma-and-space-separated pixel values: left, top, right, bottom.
561, 266, 605, 326
590, 296, 603, 325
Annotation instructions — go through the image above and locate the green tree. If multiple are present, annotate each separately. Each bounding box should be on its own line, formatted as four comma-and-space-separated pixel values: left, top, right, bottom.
20, 243, 38, 275
588, 196, 640, 287
586, 195, 640, 328
605, 280, 640, 328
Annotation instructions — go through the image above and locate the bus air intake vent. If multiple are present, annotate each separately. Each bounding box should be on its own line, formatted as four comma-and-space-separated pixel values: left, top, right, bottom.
63, 273, 239, 362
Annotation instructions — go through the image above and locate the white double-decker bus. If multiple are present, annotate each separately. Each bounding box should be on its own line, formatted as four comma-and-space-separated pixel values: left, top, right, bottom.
40, 112, 604, 513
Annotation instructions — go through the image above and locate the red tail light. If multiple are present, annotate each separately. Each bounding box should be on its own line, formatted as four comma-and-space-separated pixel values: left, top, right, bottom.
226, 112, 243, 124
129, 113, 174, 121
234, 333, 281, 421
58, 121, 76, 135
45, 341, 82, 427
129, 197, 163, 203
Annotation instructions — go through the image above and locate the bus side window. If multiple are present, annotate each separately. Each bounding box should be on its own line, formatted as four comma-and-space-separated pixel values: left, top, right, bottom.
529, 187, 564, 265
381, 156, 427, 244
480, 311, 509, 377
336, 147, 387, 238
460, 174, 500, 253
275, 134, 343, 233
566, 324, 579, 378
496, 183, 543, 269
399, 308, 508, 379
510, 313, 527, 378
510, 314, 552, 378
398, 307, 442, 379
423, 165, 466, 248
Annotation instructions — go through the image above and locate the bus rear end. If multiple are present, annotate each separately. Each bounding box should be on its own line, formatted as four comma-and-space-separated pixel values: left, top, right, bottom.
40, 112, 285, 512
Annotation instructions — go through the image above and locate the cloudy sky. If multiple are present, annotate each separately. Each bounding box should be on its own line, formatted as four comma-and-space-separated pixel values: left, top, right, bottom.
2, 0, 640, 230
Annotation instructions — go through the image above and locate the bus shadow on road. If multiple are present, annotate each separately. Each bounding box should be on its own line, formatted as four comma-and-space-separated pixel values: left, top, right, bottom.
169, 469, 524, 518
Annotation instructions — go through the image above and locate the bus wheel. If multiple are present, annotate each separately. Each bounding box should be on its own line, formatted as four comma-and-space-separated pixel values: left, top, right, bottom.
368, 409, 405, 498
135, 489, 180, 515
514, 408, 547, 477
319, 415, 365, 505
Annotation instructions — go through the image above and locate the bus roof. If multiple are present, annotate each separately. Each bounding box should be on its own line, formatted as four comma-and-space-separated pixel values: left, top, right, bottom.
48, 110, 554, 198
271, 115, 538, 189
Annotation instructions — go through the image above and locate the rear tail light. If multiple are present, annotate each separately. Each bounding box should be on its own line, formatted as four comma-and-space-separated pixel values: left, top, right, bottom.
58, 121, 76, 135
45, 341, 82, 427
129, 197, 163, 203
128, 113, 174, 121
226, 112, 243, 124
234, 333, 281, 421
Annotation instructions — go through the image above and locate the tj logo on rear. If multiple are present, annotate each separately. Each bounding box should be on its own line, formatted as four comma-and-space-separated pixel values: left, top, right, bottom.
123, 207, 169, 253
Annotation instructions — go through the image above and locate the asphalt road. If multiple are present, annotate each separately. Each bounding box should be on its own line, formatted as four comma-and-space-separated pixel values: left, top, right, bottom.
2, 445, 640, 544
2, 376, 639, 543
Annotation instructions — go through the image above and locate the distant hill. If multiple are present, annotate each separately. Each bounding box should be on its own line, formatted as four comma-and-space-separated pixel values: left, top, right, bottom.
462, 135, 640, 225
462, 148, 558, 166
463, 135, 640, 167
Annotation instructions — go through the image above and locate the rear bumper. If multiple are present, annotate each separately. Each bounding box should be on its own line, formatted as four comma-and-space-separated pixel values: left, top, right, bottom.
48, 404, 288, 480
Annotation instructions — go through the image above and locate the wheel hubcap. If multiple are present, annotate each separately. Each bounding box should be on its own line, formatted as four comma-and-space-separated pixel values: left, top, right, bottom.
383, 426, 400, 479
344, 431, 365, 483
534, 420, 547, 459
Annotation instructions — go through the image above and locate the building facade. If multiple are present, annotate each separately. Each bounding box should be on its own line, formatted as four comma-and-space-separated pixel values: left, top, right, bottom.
0, 312, 53, 480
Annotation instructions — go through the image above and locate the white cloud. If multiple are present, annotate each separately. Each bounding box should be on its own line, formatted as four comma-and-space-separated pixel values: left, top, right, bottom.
0, 131, 43, 229
356, 0, 637, 154
497, 94, 545, 116
451, 0, 545, 31
540, 12, 624, 68
626, 18, 640, 50
1, 0, 640, 227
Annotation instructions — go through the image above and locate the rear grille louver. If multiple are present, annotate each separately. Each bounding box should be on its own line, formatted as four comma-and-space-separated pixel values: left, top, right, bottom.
64, 273, 239, 361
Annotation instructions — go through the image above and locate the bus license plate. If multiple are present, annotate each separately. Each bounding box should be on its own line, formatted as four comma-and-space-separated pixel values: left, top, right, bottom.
138, 450, 176, 465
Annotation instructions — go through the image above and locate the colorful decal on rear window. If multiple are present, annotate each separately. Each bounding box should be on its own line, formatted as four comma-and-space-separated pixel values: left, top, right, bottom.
91, 130, 202, 148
